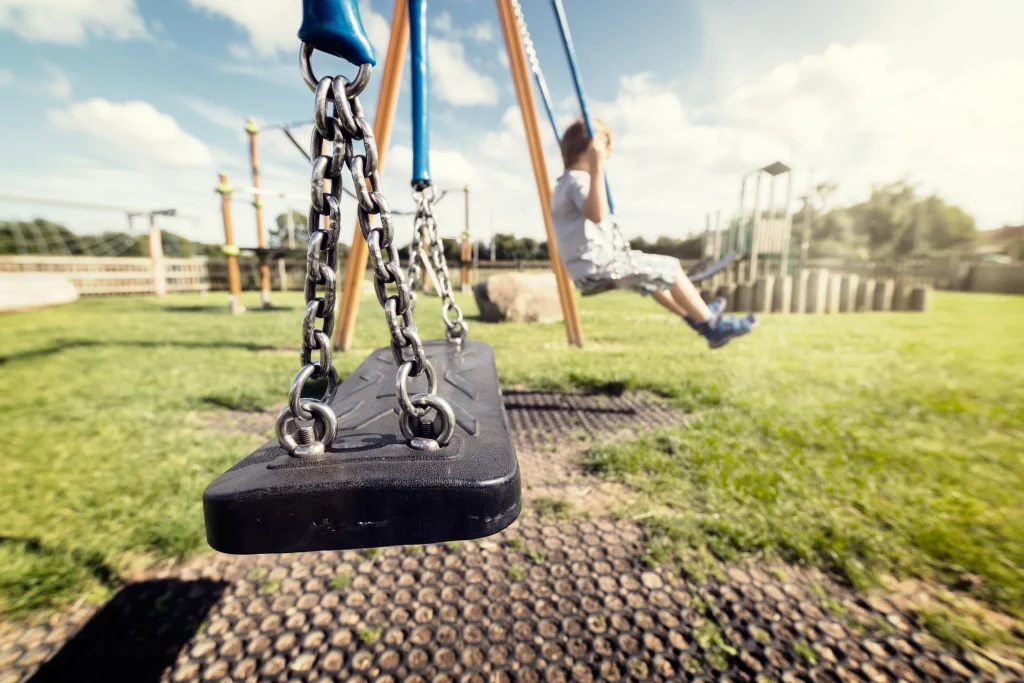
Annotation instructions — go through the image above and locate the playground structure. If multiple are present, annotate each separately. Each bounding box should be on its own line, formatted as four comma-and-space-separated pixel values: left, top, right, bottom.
698, 163, 931, 315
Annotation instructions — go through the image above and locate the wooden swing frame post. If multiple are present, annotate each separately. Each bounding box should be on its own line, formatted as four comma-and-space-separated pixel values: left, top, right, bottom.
334, 0, 583, 349
335, 0, 410, 351
217, 173, 244, 314
246, 119, 272, 308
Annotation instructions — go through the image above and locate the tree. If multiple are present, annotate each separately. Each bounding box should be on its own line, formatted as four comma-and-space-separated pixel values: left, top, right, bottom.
270, 210, 308, 249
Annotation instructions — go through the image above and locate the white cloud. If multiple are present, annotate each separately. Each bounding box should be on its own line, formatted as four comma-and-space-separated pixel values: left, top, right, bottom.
0, 68, 12, 86
41, 64, 72, 99
432, 11, 493, 43
717, 42, 1024, 229
0, 0, 146, 45
186, 0, 297, 57
183, 98, 247, 131
430, 37, 498, 106
388, 144, 475, 187
189, 0, 390, 63
431, 10, 453, 34
48, 98, 215, 169
434, 36, 1024, 246
467, 22, 493, 44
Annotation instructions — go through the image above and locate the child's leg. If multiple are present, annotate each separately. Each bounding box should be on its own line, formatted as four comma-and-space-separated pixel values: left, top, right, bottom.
651, 288, 689, 318
669, 266, 712, 321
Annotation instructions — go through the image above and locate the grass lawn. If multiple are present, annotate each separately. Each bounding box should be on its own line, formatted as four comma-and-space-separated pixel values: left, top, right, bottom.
0, 289, 1021, 638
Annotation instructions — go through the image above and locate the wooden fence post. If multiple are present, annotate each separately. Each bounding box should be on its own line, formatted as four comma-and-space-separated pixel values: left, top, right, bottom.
147, 214, 166, 298
247, 119, 272, 308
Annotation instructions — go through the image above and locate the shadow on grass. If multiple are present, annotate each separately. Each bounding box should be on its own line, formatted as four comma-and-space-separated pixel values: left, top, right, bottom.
26, 578, 227, 683
164, 304, 296, 314
0, 339, 284, 366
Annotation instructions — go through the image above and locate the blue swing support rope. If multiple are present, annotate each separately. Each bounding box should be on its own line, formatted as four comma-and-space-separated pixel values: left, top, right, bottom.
409, 0, 431, 189
536, 0, 739, 284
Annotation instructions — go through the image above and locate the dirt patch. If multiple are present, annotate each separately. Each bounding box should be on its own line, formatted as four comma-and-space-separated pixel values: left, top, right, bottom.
199, 404, 278, 438
517, 434, 636, 518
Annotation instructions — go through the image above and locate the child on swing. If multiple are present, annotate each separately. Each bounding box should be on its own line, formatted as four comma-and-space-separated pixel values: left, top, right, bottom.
550, 119, 758, 349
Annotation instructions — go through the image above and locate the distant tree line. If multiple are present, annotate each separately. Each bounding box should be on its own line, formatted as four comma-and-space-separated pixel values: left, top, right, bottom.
0, 219, 215, 258
793, 180, 977, 260
2, 181, 981, 265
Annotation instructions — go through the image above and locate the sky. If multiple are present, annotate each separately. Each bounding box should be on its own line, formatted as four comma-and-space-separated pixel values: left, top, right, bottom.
1, 0, 1022, 249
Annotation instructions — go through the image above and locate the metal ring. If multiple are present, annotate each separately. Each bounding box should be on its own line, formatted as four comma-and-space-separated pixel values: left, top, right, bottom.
310, 156, 330, 214
330, 77, 359, 135
390, 325, 427, 370
396, 359, 438, 418
383, 298, 407, 348
355, 118, 377, 172
302, 300, 320, 347
305, 230, 324, 281
288, 362, 340, 420
276, 400, 338, 457
322, 194, 341, 249
441, 300, 465, 326
313, 77, 334, 137
366, 229, 389, 283
301, 330, 333, 380
399, 393, 456, 447
301, 42, 372, 95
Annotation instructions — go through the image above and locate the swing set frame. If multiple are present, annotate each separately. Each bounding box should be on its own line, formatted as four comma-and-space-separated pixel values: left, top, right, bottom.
332, 0, 585, 349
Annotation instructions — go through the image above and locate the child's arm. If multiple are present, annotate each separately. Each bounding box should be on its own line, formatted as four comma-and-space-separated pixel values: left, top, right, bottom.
582, 134, 610, 224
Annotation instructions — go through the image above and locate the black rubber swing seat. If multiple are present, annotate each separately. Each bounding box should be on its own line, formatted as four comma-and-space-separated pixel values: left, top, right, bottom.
203, 339, 521, 555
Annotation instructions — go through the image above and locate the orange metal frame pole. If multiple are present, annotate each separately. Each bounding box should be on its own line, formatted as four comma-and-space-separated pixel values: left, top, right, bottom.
496, 0, 583, 346
247, 119, 272, 308
334, 0, 410, 351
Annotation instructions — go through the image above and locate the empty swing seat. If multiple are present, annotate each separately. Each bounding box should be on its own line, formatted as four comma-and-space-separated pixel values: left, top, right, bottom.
203, 339, 521, 555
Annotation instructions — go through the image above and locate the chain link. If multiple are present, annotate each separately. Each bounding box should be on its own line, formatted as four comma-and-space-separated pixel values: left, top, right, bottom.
275, 44, 457, 457
413, 187, 467, 343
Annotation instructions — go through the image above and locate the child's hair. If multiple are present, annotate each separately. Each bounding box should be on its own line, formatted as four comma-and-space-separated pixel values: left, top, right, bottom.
560, 117, 611, 168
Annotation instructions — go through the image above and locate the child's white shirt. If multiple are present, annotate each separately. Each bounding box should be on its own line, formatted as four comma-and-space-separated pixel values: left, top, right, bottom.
549, 169, 617, 281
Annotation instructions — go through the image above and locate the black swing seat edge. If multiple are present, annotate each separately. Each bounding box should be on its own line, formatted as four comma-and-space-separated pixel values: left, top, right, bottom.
686, 252, 743, 284
577, 252, 744, 296
203, 339, 522, 555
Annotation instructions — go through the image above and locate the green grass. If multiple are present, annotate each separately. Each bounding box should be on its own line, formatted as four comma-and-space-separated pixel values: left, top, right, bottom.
912, 605, 1017, 653
534, 496, 571, 519
0, 290, 1021, 622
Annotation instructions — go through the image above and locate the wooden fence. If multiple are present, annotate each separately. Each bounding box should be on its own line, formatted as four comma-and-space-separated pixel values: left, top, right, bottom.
0, 255, 209, 296
2, 254, 1022, 297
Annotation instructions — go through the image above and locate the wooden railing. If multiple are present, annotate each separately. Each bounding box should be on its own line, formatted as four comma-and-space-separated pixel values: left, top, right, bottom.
0, 255, 209, 296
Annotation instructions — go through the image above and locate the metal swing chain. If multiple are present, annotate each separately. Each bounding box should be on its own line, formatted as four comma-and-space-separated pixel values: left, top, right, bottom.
414, 187, 467, 343
406, 213, 424, 316
274, 44, 457, 457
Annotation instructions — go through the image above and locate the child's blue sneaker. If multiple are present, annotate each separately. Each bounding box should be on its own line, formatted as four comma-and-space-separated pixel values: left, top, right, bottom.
697, 313, 758, 349
684, 297, 726, 329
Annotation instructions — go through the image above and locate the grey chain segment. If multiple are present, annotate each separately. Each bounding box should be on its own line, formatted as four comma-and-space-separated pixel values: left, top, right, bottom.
275, 46, 456, 456
414, 188, 468, 343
